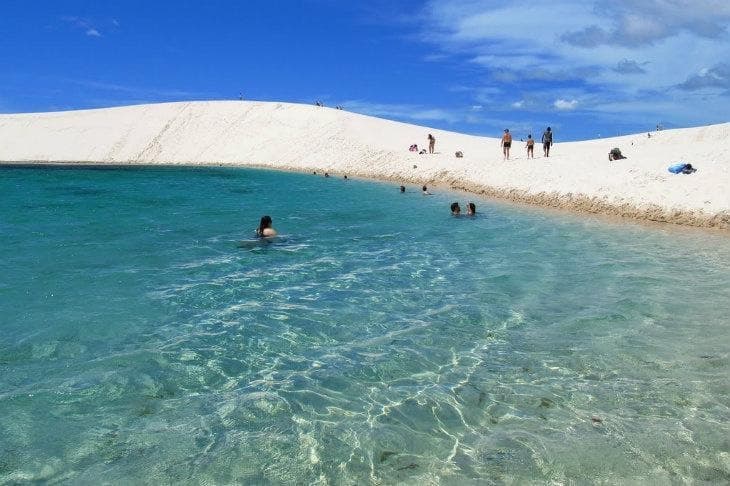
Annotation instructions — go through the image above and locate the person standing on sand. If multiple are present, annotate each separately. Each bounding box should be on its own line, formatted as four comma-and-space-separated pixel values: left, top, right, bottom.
526, 134, 535, 159
427, 134, 436, 154
501, 129, 512, 160
542, 127, 553, 157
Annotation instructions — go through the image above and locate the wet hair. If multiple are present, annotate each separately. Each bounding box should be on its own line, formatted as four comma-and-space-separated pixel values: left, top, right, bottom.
422, 185, 427, 191
400, 185, 406, 193
467, 202, 476, 214
450, 202, 460, 214
257, 215, 272, 237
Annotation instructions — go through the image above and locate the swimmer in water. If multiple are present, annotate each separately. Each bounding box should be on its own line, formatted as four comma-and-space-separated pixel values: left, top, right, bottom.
450, 202, 461, 215
255, 215, 277, 237
466, 202, 476, 215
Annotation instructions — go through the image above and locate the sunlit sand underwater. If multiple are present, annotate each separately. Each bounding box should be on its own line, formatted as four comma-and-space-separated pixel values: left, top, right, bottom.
1, 166, 729, 484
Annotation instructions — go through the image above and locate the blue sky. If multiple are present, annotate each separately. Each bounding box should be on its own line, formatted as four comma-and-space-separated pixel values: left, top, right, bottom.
1, 0, 729, 140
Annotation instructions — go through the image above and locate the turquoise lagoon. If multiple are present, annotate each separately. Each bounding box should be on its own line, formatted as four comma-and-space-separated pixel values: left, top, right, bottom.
1, 165, 729, 484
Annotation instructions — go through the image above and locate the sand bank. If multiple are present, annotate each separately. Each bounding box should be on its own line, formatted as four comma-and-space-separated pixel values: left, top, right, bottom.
1, 101, 728, 229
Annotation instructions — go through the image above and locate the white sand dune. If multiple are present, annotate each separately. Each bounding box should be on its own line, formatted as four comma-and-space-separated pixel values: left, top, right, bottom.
1, 100, 728, 228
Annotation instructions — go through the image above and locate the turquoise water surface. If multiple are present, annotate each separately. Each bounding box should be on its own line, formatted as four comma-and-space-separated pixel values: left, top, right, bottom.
1, 165, 729, 484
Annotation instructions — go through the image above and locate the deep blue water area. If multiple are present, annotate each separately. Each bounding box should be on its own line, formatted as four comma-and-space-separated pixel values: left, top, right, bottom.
1, 165, 729, 484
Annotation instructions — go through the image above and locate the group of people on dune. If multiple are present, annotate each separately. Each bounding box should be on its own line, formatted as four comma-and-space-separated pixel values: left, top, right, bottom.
410, 128, 554, 161
501, 126, 553, 160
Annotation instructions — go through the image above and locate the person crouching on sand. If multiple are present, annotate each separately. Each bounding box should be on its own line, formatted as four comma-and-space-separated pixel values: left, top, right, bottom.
501, 129, 512, 160
255, 215, 277, 237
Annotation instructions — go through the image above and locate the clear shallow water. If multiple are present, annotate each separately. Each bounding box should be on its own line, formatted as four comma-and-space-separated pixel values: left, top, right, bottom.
1, 165, 729, 484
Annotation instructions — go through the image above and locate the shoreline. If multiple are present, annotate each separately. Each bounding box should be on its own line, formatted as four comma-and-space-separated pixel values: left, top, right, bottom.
1, 101, 728, 231
4, 160, 728, 231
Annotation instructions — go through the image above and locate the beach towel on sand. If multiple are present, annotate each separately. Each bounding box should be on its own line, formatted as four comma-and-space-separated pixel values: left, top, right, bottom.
668, 163, 696, 174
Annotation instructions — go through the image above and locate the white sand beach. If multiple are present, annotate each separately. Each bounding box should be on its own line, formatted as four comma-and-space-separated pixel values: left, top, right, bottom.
1, 100, 728, 229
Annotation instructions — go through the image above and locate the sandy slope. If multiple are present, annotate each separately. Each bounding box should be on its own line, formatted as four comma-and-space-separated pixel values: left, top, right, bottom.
1, 100, 728, 228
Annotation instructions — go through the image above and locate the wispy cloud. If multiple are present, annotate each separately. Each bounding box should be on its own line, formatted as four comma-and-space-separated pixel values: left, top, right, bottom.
554, 99, 579, 110
341, 100, 466, 124
678, 63, 730, 92
409, 0, 730, 131
61, 16, 103, 37
613, 59, 648, 75
64, 78, 217, 100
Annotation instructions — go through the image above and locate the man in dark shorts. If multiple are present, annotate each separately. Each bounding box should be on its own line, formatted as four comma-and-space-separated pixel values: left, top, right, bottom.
542, 126, 553, 157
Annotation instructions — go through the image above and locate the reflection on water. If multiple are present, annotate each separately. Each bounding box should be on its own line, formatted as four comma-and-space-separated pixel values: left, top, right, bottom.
1, 165, 729, 484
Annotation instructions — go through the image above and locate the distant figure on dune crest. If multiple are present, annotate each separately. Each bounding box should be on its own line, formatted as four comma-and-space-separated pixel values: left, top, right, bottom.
466, 202, 476, 215
526, 134, 535, 159
422, 185, 432, 195
255, 215, 277, 237
542, 127, 553, 157
501, 129, 512, 160
450, 202, 461, 215
427, 134, 436, 154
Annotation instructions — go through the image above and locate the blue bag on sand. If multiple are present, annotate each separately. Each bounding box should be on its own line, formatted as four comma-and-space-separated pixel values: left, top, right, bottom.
668, 163, 687, 174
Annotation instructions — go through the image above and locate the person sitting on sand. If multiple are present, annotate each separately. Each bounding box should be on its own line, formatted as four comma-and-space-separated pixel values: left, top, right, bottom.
608, 148, 626, 161
255, 215, 277, 237
466, 202, 476, 215
450, 202, 461, 215
526, 135, 534, 159
422, 185, 432, 195
428, 134, 436, 154
501, 129, 512, 160
409, 144, 418, 152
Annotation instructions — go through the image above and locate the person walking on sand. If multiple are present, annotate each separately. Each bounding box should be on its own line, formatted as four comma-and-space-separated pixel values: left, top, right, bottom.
501, 129, 512, 160
526, 134, 535, 159
427, 134, 436, 154
542, 127, 553, 157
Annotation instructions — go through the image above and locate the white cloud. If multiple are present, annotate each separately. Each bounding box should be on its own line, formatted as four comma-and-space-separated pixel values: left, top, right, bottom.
471, 105, 483, 111
413, 0, 730, 124
554, 99, 578, 110
512, 100, 524, 109
61, 16, 102, 38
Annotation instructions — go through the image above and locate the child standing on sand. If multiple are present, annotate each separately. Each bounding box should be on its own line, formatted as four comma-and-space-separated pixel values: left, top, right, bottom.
526, 134, 534, 158
501, 129, 512, 160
